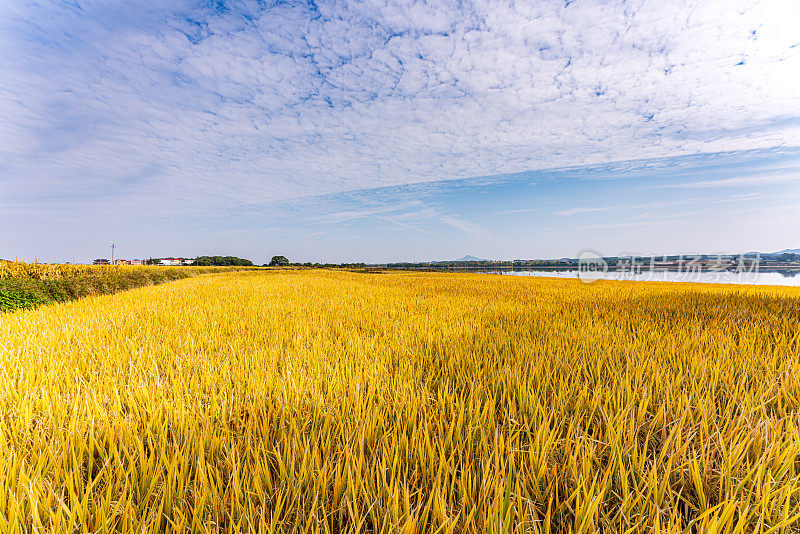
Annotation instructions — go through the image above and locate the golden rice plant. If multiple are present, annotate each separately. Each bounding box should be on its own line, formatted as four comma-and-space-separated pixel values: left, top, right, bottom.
0, 260, 185, 281
0, 260, 102, 280
0, 261, 261, 312
0, 261, 255, 282
1, 269, 799, 532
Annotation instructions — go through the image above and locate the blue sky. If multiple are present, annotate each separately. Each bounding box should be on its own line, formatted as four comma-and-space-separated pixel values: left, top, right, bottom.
1, 0, 799, 263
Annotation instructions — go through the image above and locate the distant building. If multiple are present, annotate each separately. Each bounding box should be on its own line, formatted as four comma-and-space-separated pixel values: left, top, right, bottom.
114, 259, 128, 265
154, 257, 194, 266
93, 259, 110, 265
130, 259, 143, 265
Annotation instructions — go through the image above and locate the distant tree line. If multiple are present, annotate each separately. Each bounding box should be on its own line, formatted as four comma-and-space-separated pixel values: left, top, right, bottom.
263, 256, 367, 269
194, 256, 254, 266
387, 259, 580, 269
167, 254, 373, 269
301, 262, 367, 269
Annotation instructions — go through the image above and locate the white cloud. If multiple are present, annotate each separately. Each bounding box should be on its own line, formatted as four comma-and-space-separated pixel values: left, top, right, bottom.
378, 215, 433, 235
654, 172, 800, 188
556, 206, 614, 216
556, 200, 680, 216
1, 0, 799, 214
312, 199, 487, 238
439, 216, 491, 239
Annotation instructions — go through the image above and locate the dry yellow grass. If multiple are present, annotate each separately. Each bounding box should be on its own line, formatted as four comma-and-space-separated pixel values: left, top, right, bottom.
0, 261, 219, 281
0, 261, 110, 281
1, 269, 800, 532
0, 261, 260, 312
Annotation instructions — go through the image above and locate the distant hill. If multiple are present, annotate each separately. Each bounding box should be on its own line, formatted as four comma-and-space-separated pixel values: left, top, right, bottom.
452, 255, 487, 262
426, 255, 488, 264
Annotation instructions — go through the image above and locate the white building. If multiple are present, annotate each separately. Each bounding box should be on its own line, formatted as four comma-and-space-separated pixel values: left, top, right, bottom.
157, 258, 194, 266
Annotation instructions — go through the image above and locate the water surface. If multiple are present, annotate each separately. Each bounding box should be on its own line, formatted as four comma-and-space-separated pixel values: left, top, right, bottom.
492, 270, 800, 287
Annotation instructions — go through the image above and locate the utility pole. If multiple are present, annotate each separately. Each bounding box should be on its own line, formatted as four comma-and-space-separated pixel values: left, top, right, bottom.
110, 243, 116, 265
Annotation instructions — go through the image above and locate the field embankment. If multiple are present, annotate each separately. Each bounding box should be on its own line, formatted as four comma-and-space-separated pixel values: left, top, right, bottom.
0, 261, 257, 312
1, 270, 800, 531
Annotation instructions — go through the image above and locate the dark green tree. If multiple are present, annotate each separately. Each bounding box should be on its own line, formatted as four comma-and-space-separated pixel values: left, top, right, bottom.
269, 255, 289, 266
194, 256, 254, 266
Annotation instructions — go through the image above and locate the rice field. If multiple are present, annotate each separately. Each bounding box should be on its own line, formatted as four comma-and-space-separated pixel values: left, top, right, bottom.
1, 269, 800, 532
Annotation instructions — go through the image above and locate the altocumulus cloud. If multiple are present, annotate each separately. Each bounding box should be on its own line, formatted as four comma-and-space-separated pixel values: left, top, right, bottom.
1, 0, 799, 213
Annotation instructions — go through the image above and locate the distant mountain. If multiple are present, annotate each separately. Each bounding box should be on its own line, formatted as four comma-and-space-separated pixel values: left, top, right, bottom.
429, 255, 488, 263
453, 255, 487, 262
